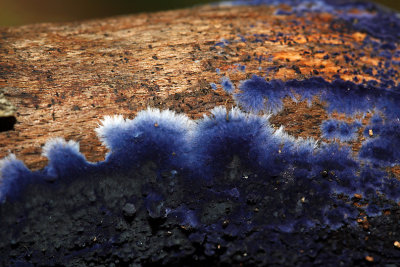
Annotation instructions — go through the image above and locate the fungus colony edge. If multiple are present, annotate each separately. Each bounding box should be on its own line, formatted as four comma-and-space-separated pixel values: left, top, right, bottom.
1, 0, 400, 266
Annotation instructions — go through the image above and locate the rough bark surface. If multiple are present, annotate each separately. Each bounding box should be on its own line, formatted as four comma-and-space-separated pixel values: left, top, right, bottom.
0, 4, 393, 170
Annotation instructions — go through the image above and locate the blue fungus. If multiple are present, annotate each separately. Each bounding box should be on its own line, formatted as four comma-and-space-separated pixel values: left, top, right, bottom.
0, 155, 36, 202
190, 106, 283, 177
382, 178, 400, 202
42, 138, 91, 180
220, 76, 235, 93
363, 113, 383, 137
313, 143, 359, 195
2, 104, 400, 267
379, 50, 392, 60
359, 167, 386, 198
321, 119, 338, 139
237, 34, 247, 42
2, 0, 400, 264
233, 0, 377, 15
234, 75, 285, 113
380, 42, 396, 50
230, 75, 400, 118
210, 82, 217, 90
366, 204, 381, 217
321, 119, 360, 142
343, 12, 400, 42
235, 64, 246, 72
359, 118, 400, 166
95, 108, 193, 170
275, 9, 293, 15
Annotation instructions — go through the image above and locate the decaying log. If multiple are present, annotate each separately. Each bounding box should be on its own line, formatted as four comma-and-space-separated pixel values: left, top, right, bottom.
0, 4, 396, 170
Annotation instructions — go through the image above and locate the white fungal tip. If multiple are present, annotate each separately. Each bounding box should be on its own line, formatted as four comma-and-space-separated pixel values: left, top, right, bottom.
42, 138, 80, 158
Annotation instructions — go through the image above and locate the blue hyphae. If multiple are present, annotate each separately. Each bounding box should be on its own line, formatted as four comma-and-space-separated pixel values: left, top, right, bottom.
1, 106, 400, 265
1, 106, 399, 224
2, 0, 400, 265
321, 119, 361, 142
190, 106, 283, 177
42, 138, 92, 180
231, 75, 400, 118
95, 108, 193, 170
0, 155, 35, 202
234, 75, 285, 113
220, 76, 235, 93
359, 117, 400, 166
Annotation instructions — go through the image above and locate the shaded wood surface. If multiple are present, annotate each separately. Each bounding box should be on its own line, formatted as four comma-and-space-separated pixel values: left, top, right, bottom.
0, 4, 392, 170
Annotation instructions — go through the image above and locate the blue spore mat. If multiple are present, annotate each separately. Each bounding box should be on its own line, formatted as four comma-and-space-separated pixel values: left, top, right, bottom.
1, 0, 400, 266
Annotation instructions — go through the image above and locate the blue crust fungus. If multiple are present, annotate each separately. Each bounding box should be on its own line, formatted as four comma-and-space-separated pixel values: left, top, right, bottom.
1, 0, 400, 266
320, 119, 361, 142
1, 105, 400, 264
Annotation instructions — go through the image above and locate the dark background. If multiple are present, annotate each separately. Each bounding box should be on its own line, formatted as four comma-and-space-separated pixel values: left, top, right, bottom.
0, 0, 399, 26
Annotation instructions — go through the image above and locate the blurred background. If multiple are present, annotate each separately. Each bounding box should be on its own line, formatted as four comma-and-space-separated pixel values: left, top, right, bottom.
0, 0, 399, 27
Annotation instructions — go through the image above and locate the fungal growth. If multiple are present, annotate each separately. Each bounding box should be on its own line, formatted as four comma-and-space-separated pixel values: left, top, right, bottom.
1, 0, 400, 266
320, 119, 361, 142
1, 106, 400, 265
232, 75, 400, 118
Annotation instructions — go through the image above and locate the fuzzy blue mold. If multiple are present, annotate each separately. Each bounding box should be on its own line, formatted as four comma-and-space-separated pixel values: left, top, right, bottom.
2, 107, 400, 230
360, 117, 400, 166
321, 119, 360, 142
190, 107, 282, 177
95, 108, 193, 170
230, 75, 400, 118
0, 155, 35, 202
230, 0, 378, 15
2, 0, 400, 264
220, 76, 235, 93
341, 12, 400, 43
42, 138, 93, 180
234, 75, 286, 113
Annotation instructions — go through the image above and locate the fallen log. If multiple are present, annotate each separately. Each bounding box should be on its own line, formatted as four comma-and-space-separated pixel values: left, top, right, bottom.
1, 1, 400, 266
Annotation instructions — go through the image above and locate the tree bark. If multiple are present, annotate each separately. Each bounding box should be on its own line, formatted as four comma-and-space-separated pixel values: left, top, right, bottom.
0, 4, 386, 170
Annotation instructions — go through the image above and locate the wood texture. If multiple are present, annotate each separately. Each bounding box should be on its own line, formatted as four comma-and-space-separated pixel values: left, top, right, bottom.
0, 4, 391, 170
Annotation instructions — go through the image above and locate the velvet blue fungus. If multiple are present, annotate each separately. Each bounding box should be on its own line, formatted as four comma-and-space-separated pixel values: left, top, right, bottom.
321, 119, 360, 142
42, 138, 92, 180
231, 75, 400, 118
359, 117, 400, 166
232, 0, 378, 16
234, 75, 285, 113
2, 0, 400, 264
1, 104, 400, 265
363, 113, 383, 137
190, 107, 282, 177
0, 155, 35, 202
95, 108, 193, 171
220, 76, 234, 93
321, 120, 338, 139
342, 12, 400, 43
2, 106, 399, 222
